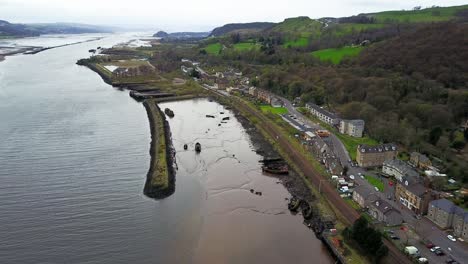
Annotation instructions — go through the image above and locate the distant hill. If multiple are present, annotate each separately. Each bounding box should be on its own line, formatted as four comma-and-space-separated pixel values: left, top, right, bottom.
153, 31, 169, 38
269, 17, 323, 34
210, 22, 276, 37
0, 20, 114, 37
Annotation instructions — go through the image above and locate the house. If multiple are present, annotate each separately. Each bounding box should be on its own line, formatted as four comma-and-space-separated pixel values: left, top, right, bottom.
395, 176, 432, 214
339, 119, 365, 138
271, 97, 283, 108
249, 86, 258, 97
427, 199, 468, 240
427, 199, 456, 229
368, 199, 403, 226
382, 159, 419, 182
256, 88, 272, 104
305, 103, 341, 126
353, 184, 379, 208
356, 144, 398, 168
410, 152, 432, 169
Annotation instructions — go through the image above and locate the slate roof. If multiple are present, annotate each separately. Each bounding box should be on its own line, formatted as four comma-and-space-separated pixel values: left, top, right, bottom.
358, 143, 397, 153
306, 103, 338, 119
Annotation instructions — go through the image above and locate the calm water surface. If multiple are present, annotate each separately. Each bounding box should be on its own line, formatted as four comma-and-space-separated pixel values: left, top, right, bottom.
0, 34, 332, 263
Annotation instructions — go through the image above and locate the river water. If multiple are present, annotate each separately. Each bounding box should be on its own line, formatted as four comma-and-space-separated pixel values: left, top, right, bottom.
0, 34, 332, 263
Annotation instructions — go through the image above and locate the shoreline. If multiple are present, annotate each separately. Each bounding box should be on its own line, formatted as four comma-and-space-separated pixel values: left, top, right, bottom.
79, 58, 343, 262
0, 36, 104, 63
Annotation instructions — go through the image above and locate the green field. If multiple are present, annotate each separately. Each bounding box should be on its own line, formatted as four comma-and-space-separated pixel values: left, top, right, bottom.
205, 43, 223, 55
233, 42, 260, 51
330, 23, 386, 36
311, 46, 364, 64
259, 105, 288, 114
372, 5, 468, 23
284, 36, 309, 48
364, 175, 384, 192
335, 133, 379, 160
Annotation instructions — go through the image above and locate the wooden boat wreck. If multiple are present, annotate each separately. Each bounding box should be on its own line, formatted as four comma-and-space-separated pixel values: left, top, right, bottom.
195, 142, 201, 152
262, 164, 289, 175
164, 108, 174, 118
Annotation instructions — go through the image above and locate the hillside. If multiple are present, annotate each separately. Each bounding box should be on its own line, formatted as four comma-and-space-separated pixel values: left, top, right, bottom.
270, 16, 323, 35
210, 22, 275, 37
358, 22, 468, 89
369, 4, 468, 23
0, 20, 113, 37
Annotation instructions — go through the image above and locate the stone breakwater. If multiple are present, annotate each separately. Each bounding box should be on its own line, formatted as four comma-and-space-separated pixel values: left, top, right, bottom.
142, 100, 176, 199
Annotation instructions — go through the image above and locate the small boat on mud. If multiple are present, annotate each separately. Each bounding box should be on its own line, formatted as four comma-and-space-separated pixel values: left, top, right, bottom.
183, 144, 188, 150
262, 164, 289, 175
164, 108, 174, 118
195, 142, 201, 152
222, 117, 230, 121
206, 115, 215, 118
288, 197, 301, 212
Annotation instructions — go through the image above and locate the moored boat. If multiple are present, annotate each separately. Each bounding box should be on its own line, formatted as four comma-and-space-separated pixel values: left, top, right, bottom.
164, 108, 174, 118
183, 144, 188, 150
195, 142, 201, 152
262, 164, 289, 175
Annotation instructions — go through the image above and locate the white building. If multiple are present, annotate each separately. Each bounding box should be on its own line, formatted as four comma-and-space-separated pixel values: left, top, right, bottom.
305, 103, 340, 126
339, 119, 365, 137
382, 159, 419, 182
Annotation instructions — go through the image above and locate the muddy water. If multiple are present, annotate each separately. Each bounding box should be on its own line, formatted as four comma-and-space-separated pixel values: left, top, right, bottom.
160, 99, 333, 264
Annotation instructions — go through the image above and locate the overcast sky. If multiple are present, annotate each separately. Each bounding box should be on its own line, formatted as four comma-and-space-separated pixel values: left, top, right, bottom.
1, 0, 466, 31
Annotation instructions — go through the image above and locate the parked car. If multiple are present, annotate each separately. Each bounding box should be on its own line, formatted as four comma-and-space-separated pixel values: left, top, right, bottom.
430, 246, 440, 252
390, 235, 400, 240
349, 175, 355, 180
435, 249, 445, 256
425, 243, 434, 249
418, 258, 428, 264
447, 235, 456, 242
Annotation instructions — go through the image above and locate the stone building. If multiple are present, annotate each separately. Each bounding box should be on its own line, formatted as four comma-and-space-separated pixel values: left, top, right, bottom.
427, 199, 468, 240
395, 177, 432, 214
410, 152, 432, 169
368, 199, 403, 226
382, 159, 419, 182
339, 119, 365, 137
305, 103, 340, 126
356, 144, 398, 168
352, 184, 379, 208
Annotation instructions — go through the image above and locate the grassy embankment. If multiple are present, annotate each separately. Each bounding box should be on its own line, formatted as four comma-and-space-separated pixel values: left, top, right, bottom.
259, 105, 288, 114
364, 175, 384, 192
311, 46, 364, 64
